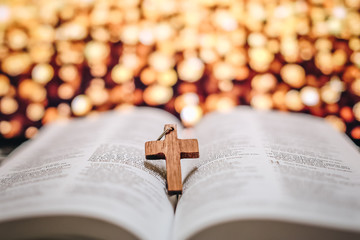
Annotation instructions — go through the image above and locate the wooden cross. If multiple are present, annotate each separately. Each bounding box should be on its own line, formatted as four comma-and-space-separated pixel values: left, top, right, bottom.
145, 124, 199, 195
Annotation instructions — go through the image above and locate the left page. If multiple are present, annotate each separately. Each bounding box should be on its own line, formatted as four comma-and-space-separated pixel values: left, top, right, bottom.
0, 107, 178, 240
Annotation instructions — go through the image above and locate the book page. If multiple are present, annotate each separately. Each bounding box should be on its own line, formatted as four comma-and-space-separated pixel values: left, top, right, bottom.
174, 107, 360, 240
0, 107, 179, 240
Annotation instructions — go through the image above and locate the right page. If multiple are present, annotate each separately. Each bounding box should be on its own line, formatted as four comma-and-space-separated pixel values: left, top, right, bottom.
174, 106, 360, 240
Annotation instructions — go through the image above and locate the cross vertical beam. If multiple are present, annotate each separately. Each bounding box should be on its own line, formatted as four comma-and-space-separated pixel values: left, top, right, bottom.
145, 124, 199, 195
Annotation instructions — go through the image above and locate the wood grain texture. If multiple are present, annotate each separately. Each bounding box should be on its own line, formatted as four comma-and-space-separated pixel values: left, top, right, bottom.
145, 124, 199, 195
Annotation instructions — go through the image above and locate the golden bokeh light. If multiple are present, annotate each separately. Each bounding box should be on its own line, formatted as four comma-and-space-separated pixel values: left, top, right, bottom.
321, 85, 341, 104
280, 64, 306, 88
59, 64, 79, 82
251, 94, 273, 110
213, 62, 236, 82
158, 69, 178, 87
216, 96, 236, 112
32, 63, 54, 85
340, 106, 354, 123
174, 92, 199, 113
86, 80, 109, 106
180, 105, 203, 127
149, 52, 175, 72
0, 97, 18, 115
285, 90, 304, 111
84, 41, 110, 64
0, 121, 12, 136
251, 74, 277, 93
351, 127, 360, 140
2, 52, 32, 76
0, 75, 10, 96
0, 0, 358, 145
42, 107, 59, 124
71, 95, 93, 116
7, 28, 28, 50
25, 126, 38, 139
178, 57, 204, 82
300, 87, 320, 107
57, 103, 72, 118
58, 83, 76, 100
26, 103, 45, 122
353, 102, 360, 121
325, 115, 347, 132
111, 65, 134, 84
351, 78, 360, 96
143, 85, 173, 106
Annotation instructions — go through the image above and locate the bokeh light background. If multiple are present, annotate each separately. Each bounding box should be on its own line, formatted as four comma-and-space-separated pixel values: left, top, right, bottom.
0, 0, 359, 145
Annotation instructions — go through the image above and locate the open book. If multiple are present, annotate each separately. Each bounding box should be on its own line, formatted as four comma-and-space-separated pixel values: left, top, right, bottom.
1, 107, 360, 240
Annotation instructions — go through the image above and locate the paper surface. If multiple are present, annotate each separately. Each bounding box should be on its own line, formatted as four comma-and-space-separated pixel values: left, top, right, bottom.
174, 107, 360, 239
0, 107, 179, 240
1, 107, 360, 240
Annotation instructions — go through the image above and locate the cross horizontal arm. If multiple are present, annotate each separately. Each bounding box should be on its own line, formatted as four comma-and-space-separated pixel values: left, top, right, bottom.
180, 139, 199, 158
145, 141, 165, 159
